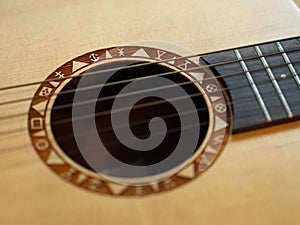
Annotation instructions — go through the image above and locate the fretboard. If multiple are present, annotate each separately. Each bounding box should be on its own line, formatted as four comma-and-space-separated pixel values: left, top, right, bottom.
201, 36, 300, 133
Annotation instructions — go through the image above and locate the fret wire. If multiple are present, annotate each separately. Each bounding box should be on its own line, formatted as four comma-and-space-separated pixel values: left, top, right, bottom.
276, 42, 300, 89
254, 46, 293, 118
233, 49, 272, 122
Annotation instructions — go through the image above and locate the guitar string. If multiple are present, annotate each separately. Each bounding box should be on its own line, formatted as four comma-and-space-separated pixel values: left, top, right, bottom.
0, 46, 299, 111
1, 85, 285, 141
1, 52, 300, 107
0, 120, 209, 155
0, 89, 292, 154
0, 43, 298, 139
0, 92, 286, 154
0, 89, 292, 153
0, 57, 299, 122
0, 71, 296, 139
0, 91, 213, 137
1, 41, 300, 168
0, 42, 299, 93
0, 44, 298, 126
47, 110, 210, 145
0, 44, 299, 108
0, 51, 299, 125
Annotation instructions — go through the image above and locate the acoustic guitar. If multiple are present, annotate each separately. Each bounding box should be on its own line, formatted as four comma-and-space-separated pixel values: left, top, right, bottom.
1, 0, 300, 224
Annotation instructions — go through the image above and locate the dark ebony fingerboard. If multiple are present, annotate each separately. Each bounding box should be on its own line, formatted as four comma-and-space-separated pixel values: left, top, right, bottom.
201, 36, 300, 133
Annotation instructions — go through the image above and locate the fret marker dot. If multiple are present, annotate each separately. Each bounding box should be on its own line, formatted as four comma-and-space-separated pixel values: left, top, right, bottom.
280, 74, 287, 79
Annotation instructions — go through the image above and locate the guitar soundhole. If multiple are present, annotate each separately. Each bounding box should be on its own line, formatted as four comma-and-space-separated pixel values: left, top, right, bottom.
28, 45, 230, 196
51, 60, 209, 182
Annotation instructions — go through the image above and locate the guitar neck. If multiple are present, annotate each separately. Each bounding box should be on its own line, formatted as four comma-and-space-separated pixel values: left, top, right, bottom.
201, 36, 300, 133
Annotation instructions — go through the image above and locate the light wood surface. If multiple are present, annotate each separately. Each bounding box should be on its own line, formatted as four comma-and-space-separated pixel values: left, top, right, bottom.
0, 0, 300, 225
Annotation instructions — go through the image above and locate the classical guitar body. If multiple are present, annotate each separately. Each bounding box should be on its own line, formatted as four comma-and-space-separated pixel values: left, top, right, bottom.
1, 1, 300, 225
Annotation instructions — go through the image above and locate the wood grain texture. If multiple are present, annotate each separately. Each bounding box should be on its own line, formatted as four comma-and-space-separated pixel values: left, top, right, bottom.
0, 1, 300, 225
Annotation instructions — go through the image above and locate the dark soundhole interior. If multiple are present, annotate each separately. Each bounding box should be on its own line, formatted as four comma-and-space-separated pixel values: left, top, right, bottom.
51, 60, 209, 172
